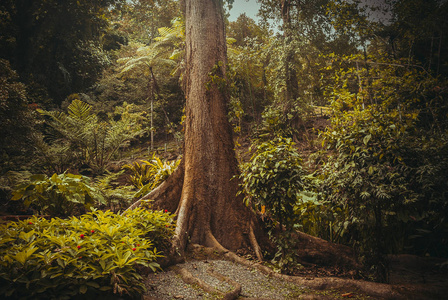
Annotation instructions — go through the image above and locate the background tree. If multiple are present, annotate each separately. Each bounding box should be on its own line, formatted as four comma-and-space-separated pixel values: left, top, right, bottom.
0, 59, 36, 173
394, 0, 448, 75
227, 13, 268, 46
117, 0, 179, 44
0, 0, 125, 105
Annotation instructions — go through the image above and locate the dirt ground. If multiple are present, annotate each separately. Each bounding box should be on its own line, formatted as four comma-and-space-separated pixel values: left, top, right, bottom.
142, 246, 448, 300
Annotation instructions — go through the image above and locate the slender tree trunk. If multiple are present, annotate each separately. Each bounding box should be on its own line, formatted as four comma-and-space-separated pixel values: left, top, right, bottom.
281, 0, 300, 104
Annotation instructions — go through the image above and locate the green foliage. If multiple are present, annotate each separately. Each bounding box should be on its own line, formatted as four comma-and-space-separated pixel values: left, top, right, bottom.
111, 38, 184, 143
240, 137, 305, 226
0, 59, 36, 173
117, 16, 188, 80
0, 208, 174, 299
319, 56, 448, 280
321, 109, 415, 227
123, 154, 180, 198
93, 170, 135, 212
123, 161, 153, 189
117, 42, 176, 78
258, 102, 313, 140
326, 0, 374, 45
292, 187, 342, 243
227, 14, 268, 47
387, 0, 448, 76
323, 53, 448, 129
117, 0, 179, 44
239, 137, 306, 271
37, 97, 145, 175
0, 0, 124, 103
228, 96, 244, 133
227, 37, 272, 131
153, 17, 185, 63
11, 172, 105, 218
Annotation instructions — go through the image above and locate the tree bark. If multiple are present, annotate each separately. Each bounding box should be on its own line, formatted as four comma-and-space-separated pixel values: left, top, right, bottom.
174, 0, 255, 253
281, 0, 300, 104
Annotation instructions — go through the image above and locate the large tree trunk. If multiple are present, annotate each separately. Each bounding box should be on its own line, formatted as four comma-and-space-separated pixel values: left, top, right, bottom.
128, 0, 259, 258
125, 0, 263, 262
175, 0, 254, 252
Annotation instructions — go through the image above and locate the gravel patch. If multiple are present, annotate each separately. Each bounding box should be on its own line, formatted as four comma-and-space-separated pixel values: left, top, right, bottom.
144, 259, 306, 299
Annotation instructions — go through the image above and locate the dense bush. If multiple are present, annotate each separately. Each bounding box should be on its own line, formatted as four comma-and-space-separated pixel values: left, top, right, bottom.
11, 172, 105, 217
0, 208, 174, 299
239, 137, 305, 228
239, 137, 308, 271
320, 61, 448, 281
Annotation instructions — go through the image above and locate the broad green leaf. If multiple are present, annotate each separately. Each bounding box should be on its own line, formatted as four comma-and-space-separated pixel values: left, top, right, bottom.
363, 134, 371, 145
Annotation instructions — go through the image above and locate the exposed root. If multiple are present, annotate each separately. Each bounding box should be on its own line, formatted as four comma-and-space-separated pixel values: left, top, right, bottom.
292, 231, 360, 270
207, 268, 242, 300
248, 223, 263, 262
173, 265, 241, 300
188, 246, 406, 300
123, 162, 184, 214
173, 266, 217, 294
205, 230, 229, 252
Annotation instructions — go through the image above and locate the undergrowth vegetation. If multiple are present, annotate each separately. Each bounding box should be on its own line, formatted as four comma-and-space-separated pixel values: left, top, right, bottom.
36, 97, 146, 175
0, 208, 174, 299
239, 137, 307, 271
123, 154, 181, 199
11, 172, 105, 218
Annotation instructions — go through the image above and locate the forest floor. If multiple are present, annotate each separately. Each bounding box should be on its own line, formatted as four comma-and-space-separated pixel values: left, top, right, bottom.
140, 117, 448, 300
142, 245, 448, 300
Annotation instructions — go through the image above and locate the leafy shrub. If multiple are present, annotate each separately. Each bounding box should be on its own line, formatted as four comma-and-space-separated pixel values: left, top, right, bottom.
123, 154, 180, 198
239, 137, 307, 271
320, 58, 448, 281
320, 105, 448, 281
258, 103, 309, 140
0, 208, 174, 299
11, 172, 105, 217
292, 188, 343, 243
122, 160, 155, 189
240, 137, 305, 227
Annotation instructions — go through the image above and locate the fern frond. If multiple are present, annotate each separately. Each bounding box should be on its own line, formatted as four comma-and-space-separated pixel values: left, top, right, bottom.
156, 26, 178, 39
156, 58, 177, 67
68, 99, 93, 122
125, 56, 154, 67
136, 46, 155, 56
38, 109, 66, 124
169, 49, 185, 61
117, 57, 133, 64
226, 37, 237, 45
